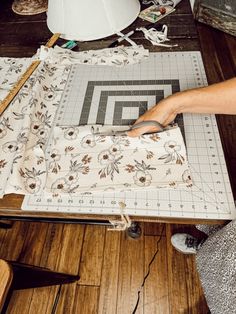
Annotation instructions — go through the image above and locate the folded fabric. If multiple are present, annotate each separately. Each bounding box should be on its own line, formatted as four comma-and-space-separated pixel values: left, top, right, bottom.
0, 55, 191, 197
38, 45, 149, 67
45, 125, 192, 195
0, 57, 70, 196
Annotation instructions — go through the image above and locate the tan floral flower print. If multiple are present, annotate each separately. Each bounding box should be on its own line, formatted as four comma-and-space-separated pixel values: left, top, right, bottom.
125, 159, 156, 187
17, 129, 29, 144
64, 127, 79, 140
0, 160, 7, 169
43, 86, 58, 101
125, 164, 135, 173
4, 59, 23, 73
81, 154, 92, 164
30, 111, 52, 135
81, 134, 96, 148
19, 167, 45, 194
0, 118, 13, 139
98, 149, 123, 180
2, 141, 22, 153
182, 169, 192, 187
133, 170, 152, 187
165, 141, 181, 153
65, 146, 75, 155
51, 178, 71, 194
159, 140, 185, 165
0, 127, 7, 139
149, 133, 161, 142
36, 126, 49, 140
24, 177, 42, 194
50, 149, 61, 162
49, 149, 61, 174
50, 157, 91, 193
146, 150, 154, 159
109, 144, 121, 157
65, 170, 79, 185
98, 150, 115, 166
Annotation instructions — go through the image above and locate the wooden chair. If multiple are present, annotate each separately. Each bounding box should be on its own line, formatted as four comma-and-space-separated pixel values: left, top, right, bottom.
0, 260, 13, 313
0, 258, 79, 312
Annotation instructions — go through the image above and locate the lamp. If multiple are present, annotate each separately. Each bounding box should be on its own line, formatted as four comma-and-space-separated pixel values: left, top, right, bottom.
47, 0, 140, 41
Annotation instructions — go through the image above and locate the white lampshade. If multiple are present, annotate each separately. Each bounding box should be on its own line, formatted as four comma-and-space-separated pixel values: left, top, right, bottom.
47, 0, 140, 41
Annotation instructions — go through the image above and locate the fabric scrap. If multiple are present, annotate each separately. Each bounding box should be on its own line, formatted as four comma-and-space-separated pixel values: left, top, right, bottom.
38, 45, 149, 67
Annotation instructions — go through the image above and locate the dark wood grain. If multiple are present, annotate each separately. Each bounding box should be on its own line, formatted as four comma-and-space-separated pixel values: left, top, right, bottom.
98, 230, 121, 314
144, 235, 169, 314
0, 213, 209, 313
79, 225, 105, 286
116, 229, 145, 314
197, 23, 236, 200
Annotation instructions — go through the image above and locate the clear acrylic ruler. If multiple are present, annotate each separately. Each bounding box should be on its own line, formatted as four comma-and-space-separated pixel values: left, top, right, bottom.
22, 52, 236, 220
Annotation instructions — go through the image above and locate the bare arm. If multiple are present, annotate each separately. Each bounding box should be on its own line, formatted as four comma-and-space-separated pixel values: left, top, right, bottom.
128, 78, 236, 137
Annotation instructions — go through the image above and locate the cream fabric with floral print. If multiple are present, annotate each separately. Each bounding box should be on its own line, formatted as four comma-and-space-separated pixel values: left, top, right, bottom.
0, 56, 191, 197
0, 57, 70, 196
45, 125, 192, 195
38, 45, 149, 67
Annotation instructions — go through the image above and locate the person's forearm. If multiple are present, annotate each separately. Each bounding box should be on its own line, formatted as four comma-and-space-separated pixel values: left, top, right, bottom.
128, 78, 236, 136
171, 78, 236, 115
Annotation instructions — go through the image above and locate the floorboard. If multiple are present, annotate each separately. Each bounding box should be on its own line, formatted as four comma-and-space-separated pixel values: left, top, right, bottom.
144, 235, 169, 314
0, 221, 28, 260
27, 286, 58, 314
79, 225, 105, 286
98, 230, 121, 314
6, 289, 33, 314
54, 283, 77, 314
116, 230, 144, 314
74, 285, 100, 314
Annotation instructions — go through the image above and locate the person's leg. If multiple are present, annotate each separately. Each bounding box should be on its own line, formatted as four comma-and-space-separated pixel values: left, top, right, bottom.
196, 220, 236, 314
171, 221, 236, 314
195, 224, 224, 236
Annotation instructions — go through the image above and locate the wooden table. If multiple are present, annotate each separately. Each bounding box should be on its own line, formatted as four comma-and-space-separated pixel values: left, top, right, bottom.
0, 0, 235, 225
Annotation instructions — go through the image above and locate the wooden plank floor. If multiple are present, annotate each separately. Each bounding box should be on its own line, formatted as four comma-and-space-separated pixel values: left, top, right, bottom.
0, 221, 209, 314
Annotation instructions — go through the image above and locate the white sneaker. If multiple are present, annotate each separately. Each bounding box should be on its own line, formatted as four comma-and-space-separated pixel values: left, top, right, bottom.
171, 233, 203, 254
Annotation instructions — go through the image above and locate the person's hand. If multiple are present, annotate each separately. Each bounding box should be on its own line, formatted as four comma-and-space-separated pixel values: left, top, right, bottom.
128, 96, 179, 137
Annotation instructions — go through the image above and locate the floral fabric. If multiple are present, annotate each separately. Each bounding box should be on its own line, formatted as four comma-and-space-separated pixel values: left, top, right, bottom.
0, 57, 32, 102
45, 125, 192, 195
0, 56, 191, 197
38, 45, 149, 67
0, 57, 70, 196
